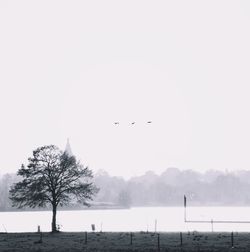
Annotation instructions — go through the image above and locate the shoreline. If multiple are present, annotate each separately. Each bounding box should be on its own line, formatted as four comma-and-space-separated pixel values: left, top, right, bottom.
2, 204, 250, 213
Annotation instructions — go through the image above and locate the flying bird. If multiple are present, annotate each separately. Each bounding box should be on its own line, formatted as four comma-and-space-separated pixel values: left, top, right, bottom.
131, 122, 135, 125
147, 121, 152, 124
114, 122, 119, 125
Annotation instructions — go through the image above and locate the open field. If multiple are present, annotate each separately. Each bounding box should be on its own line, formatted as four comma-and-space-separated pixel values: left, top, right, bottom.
0, 231, 250, 251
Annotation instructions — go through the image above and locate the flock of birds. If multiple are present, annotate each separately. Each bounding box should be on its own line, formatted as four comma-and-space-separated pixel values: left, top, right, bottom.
114, 121, 152, 125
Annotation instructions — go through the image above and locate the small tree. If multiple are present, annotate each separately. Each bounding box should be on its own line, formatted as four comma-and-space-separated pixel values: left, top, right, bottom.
9, 145, 98, 232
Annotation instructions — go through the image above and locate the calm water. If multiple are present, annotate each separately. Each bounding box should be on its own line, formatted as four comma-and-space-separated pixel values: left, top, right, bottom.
1, 207, 250, 233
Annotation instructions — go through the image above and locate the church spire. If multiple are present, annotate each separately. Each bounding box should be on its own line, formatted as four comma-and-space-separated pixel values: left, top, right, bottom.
65, 138, 73, 156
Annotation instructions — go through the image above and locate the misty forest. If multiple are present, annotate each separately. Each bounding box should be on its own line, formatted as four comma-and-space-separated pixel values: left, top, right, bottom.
1, 167, 250, 211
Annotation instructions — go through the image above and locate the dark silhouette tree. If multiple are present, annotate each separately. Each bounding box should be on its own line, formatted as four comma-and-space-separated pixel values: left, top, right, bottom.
9, 145, 98, 232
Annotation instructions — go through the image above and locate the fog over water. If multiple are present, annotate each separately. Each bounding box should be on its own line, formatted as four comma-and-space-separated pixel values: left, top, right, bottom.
2, 207, 250, 233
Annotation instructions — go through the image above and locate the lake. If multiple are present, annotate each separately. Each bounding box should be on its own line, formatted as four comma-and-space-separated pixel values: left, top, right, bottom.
1, 207, 250, 233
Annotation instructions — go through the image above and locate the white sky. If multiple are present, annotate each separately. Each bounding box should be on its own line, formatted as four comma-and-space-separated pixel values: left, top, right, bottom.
0, 0, 250, 178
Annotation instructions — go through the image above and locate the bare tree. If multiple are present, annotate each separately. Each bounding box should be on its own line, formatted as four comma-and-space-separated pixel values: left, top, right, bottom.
9, 145, 98, 232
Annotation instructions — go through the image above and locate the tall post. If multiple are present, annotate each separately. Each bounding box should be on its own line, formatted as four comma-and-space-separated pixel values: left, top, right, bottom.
184, 195, 187, 222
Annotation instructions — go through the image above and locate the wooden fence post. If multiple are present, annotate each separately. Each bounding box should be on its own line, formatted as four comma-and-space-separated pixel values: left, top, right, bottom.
85, 231, 87, 244
231, 232, 234, 248
157, 233, 160, 251
155, 219, 157, 233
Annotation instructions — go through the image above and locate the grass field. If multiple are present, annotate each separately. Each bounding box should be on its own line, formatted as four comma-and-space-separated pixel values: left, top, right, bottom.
0, 231, 249, 251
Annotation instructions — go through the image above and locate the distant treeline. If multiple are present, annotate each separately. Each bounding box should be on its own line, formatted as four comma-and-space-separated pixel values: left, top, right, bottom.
1, 168, 250, 211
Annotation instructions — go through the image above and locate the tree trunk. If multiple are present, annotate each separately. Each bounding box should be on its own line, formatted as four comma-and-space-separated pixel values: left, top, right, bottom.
51, 204, 57, 232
